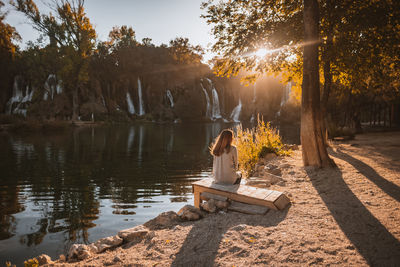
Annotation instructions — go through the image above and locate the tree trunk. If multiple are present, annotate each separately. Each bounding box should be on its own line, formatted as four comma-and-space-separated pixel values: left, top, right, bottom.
301, 0, 335, 167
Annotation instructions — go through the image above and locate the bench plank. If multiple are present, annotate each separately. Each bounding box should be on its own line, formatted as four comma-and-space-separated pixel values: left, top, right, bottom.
192, 178, 290, 210
228, 201, 269, 215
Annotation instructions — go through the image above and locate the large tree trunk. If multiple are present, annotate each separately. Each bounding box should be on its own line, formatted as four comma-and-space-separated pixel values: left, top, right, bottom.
301, 0, 335, 167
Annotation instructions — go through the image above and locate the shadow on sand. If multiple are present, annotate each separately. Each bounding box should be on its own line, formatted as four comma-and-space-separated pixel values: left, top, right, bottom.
331, 148, 400, 202
170, 206, 290, 266
306, 155, 400, 265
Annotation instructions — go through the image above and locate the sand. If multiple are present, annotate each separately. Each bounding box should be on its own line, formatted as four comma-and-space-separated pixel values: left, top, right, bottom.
47, 131, 400, 266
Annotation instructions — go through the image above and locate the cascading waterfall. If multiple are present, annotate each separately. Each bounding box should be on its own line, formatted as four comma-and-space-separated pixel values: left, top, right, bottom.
6, 77, 23, 114
6, 77, 34, 116
281, 82, 291, 106
43, 74, 62, 101
230, 98, 242, 122
126, 92, 136, 115
200, 81, 211, 119
166, 89, 174, 107
206, 78, 222, 120
137, 78, 145, 116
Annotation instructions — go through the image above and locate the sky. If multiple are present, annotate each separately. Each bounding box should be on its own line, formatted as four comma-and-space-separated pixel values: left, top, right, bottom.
4, 0, 216, 61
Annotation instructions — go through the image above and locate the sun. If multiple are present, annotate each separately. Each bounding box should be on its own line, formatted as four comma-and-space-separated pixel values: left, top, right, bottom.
255, 48, 268, 58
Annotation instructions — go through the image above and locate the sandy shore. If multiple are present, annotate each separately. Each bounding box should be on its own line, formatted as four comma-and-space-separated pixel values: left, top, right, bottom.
43, 131, 400, 266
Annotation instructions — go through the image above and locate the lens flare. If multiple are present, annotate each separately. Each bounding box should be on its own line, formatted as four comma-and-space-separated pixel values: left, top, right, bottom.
255, 48, 268, 58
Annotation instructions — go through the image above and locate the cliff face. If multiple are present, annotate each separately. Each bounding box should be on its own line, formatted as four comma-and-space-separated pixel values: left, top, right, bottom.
3, 64, 289, 123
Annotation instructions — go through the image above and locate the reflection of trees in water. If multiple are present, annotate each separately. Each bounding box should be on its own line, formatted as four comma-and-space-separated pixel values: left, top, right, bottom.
0, 186, 24, 240
0, 123, 228, 247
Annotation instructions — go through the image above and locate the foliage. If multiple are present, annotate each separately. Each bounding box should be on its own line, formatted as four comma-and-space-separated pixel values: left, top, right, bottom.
202, 0, 400, 130
234, 116, 290, 176
169, 37, 204, 64
24, 258, 38, 267
0, 0, 21, 109
11, 0, 97, 118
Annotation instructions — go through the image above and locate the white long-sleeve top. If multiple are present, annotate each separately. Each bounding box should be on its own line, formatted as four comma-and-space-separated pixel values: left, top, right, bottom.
212, 146, 239, 184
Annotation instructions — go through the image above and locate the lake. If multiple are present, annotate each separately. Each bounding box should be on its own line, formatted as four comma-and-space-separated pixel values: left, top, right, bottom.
0, 122, 299, 265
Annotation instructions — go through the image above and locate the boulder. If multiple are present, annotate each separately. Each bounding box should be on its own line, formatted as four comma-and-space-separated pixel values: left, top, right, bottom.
35, 254, 52, 266
177, 205, 204, 221
144, 211, 180, 230
118, 225, 149, 242
68, 244, 97, 261
94, 235, 123, 253
201, 199, 217, 213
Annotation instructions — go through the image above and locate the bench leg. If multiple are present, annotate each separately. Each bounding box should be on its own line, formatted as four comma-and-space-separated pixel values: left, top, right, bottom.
194, 191, 201, 208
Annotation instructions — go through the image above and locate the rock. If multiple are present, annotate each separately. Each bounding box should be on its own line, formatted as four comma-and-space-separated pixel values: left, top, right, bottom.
113, 256, 122, 262
265, 163, 278, 170
59, 254, 66, 262
177, 205, 204, 221
215, 200, 229, 209
255, 164, 264, 172
36, 254, 52, 266
269, 168, 282, 176
118, 225, 149, 242
143, 211, 180, 230
263, 153, 277, 162
264, 173, 282, 185
94, 235, 123, 253
201, 199, 217, 213
231, 224, 247, 231
280, 163, 291, 169
68, 244, 97, 261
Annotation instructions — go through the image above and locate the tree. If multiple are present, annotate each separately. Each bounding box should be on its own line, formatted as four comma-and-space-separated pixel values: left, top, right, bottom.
301, 0, 334, 167
169, 37, 204, 64
202, 0, 400, 167
202, 0, 335, 167
11, 0, 96, 120
0, 0, 20, 112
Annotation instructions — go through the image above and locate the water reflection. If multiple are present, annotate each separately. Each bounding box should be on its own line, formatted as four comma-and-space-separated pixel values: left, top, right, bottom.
0, 122, 300, 264
0, 123, 225, 264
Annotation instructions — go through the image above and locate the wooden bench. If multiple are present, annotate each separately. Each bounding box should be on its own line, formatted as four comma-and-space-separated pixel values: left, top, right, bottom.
192, 178, 290, 210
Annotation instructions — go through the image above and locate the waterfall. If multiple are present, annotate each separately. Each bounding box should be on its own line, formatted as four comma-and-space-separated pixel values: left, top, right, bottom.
137, 78, 145, 115
166, 89, 174, 107
211, 88, 222, 120
126, 92, 136, 115
250, 114, 255, 123
43, 74, 62, 101
200, 81, 211, 119
204, 78, 222, 120
6, 77, 23, 114
252, 82, 257, 103
230, 98, 242, 122
281, 82, 291, 106
56, 80, 63, 94
6, 77, 34, 116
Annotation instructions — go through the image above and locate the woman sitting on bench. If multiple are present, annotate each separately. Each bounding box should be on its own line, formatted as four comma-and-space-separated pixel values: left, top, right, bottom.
210, 129, 241, 185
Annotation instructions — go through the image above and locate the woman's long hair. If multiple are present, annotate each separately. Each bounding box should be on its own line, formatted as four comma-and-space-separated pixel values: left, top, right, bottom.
210, 129, 233, 156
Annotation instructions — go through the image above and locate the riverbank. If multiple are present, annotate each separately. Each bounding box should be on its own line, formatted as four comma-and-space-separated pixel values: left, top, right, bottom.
29, 131, 400, 266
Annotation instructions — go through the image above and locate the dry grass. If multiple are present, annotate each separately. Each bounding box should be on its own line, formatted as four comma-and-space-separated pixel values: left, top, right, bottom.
234, 116, 291, 177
